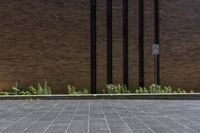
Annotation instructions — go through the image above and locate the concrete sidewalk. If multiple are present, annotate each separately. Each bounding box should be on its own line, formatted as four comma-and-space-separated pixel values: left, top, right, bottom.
0, 100, 200, 133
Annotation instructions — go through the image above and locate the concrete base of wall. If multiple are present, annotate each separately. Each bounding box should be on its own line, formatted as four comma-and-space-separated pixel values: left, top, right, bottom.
0, 94, 200, 100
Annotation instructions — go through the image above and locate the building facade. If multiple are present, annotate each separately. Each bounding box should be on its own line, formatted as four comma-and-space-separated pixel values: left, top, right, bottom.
0, 0, 200, 93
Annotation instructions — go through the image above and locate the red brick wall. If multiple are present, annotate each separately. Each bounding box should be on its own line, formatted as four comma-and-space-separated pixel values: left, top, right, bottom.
0, 0, 200, 93
0, 0, 91, 93
160, 0, 200, 90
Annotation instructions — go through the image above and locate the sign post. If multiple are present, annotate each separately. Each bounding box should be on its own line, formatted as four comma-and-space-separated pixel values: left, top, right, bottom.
153, 0, 160, 92
152, 43, 159, 91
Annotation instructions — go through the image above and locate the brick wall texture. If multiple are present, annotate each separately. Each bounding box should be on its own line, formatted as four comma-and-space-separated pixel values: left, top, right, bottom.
0, 0, 200, 93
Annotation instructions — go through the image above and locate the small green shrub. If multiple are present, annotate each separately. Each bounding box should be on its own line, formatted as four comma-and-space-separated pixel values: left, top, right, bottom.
135, 87, 149, 94
103, 84, 131, 94
36, 81, 51, 95
190, 90, 195, 93
135, 84, 188, 94
0, 81, 52, 95
67, 85, 88, 95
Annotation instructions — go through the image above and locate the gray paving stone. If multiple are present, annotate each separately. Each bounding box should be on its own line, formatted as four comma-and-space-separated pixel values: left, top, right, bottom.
123, 117, 141, 123
108, 121, 126, 128
67, 121, 88, 133
117, 110, 134, 117
150, 126, 176, 133
187, 124, 200, 132
155, 117, 184, 128
45, 124, 69, 133
65, 105, 78, 111
125, 122, 147, 130
38, 111, 60, 122
171, 127, 197, 133
142, 120, 164, 128
91, 114, 104, 119
90, 123, 108, 131
131, 129, 154, 133
0, 122, 14, 130
73, 115, 88, 121
23, 121, 52, 133
2, 118, 35, 133
89, 129, 110, 133
110, 127, 132, 133
25, 111, 46, 119
90, 118, 106, 123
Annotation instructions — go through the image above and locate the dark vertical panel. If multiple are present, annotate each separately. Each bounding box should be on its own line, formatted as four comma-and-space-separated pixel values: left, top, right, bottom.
154, 0, 160, 85
123, 0, 129, 87
91, 0, 97, 94
107, 0, 113, 84
139, 0, 144, 87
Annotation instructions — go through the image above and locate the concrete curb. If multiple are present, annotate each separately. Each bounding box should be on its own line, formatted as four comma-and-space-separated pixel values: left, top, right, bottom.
0, 93, 200, 100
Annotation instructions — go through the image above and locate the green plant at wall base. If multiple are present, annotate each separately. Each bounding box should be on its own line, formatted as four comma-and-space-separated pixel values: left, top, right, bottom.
67, 85, 88, 95
0, 81, 52, 95
135, 87, 149, 94
0, 82, 23, 95
190, 90, 195, 93
135, 84, 189, 94
104, 84, 131, 94
36, 81, 52, 95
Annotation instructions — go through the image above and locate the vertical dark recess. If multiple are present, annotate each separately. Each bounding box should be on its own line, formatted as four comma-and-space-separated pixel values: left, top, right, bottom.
139, 0, 145, 87
154, 0, 160, 85
107, 0, 113, 84
91, 0, 97, 94
123, 0, 129, 87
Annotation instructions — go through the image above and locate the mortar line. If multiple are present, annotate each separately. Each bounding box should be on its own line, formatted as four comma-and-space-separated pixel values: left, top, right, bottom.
102, 100, 112, 133
88, 100, 90, 133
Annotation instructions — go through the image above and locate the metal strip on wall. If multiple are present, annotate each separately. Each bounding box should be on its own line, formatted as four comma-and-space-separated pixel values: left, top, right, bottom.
123, 0, 129, 87
139, 0, 145, 87
107, 0, 113, 84
91, 0, 97, 94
